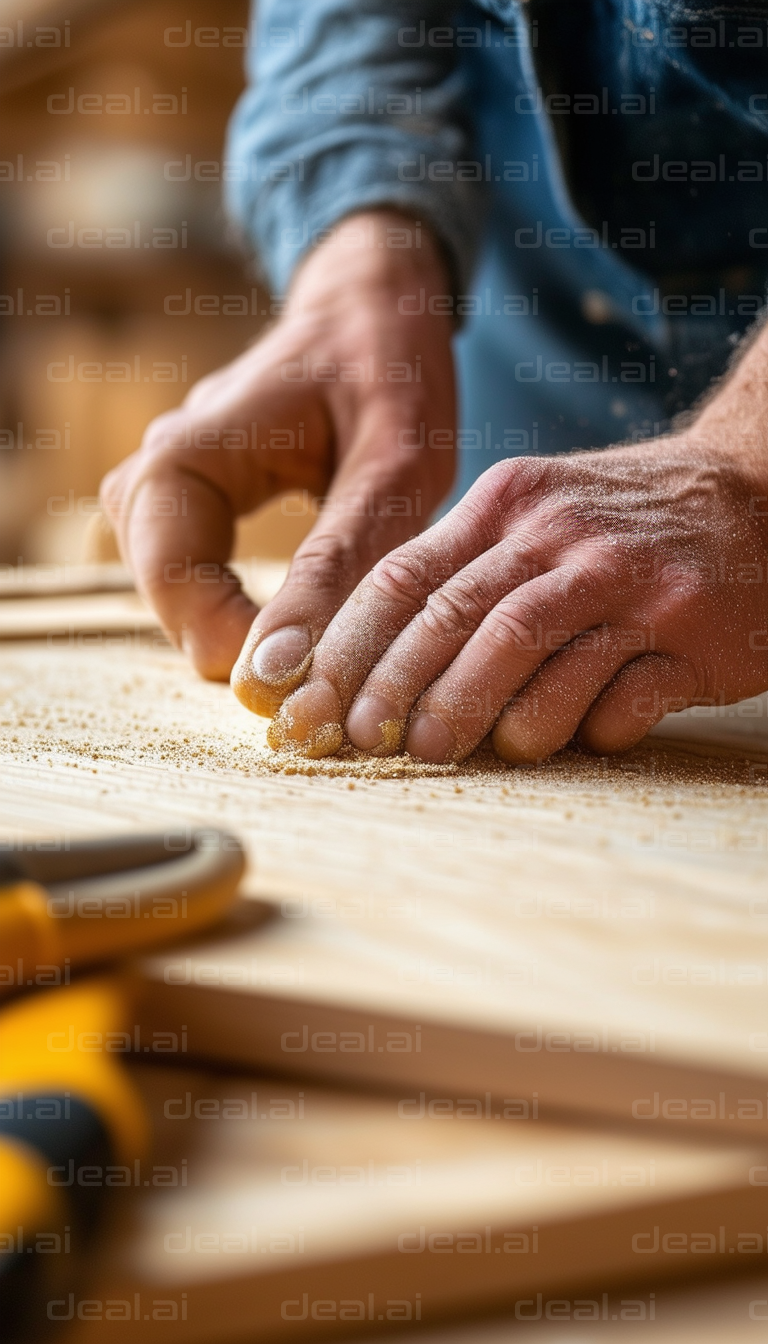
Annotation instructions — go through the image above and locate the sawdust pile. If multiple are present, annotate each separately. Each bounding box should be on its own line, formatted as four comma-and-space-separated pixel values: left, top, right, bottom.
0, 638, 765, 798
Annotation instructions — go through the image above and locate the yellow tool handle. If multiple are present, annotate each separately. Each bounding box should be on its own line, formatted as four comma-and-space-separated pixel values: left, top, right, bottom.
0, 883, 61, 996
0, 979, 150, 1341
0, 1139, 65, 1238
0, 978, 149, 1164
1, 829, 245, 980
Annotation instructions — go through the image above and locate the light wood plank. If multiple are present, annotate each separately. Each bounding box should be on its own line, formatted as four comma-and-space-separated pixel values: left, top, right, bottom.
0, 562, 133, 599
354, 1273, 768, 1342
0, 561, 289, 638
0, 641, 767, 1133
58, 1065, 768, 1344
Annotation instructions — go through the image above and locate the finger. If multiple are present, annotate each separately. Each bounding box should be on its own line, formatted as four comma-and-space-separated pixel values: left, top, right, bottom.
251, 474, 507, 747
405, 563, 611, 764
345, 535, 546, 754
107, 464, 259, 681
232, 513, 372, 719
255, 457, 559, 754
577, 653, 698, 753
102, 368, 326, 681
232, 411, 471, 723
491, 627, 634, 764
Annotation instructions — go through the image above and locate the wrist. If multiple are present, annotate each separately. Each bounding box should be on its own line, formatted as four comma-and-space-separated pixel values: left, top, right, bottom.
287, 210, 451, 319
691, 324, 768, 501
687, 412, 768, 516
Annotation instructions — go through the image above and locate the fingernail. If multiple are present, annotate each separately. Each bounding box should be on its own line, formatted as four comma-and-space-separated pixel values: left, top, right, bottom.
406, 712, 456, 764
252, 626, 311, 682
491, 720, 540, 765
266, 678, 344, 759
346, 695, 404, 755
267, 714, 344, 760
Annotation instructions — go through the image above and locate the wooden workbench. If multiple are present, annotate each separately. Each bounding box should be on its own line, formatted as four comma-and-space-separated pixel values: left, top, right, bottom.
0, 593, 767, 1133
56, 1062, 768, 1344
2, 580, 768, 1338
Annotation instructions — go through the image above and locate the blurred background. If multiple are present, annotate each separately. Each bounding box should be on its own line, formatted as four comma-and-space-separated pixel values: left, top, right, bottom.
0, 0, 288, 567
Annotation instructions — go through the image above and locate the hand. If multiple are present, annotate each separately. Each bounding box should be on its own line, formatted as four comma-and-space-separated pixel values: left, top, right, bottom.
101, 212, 455, 685
254, 430, 767, 762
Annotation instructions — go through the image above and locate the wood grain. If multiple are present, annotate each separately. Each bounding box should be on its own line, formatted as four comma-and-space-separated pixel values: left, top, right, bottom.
0, 636, 766, 1134
0, 561, 288, 638
58, 1064, 768, 1344
0, 591, 159, 639
2, 563, 766, 753
352, 1273, 768, 1342
0, 562, 133, 600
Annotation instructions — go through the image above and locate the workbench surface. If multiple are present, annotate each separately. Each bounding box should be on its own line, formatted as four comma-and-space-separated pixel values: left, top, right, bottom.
1, 636, 767, 1126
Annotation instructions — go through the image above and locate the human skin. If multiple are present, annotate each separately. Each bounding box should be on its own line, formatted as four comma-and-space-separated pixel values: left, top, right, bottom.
104, 211, 768, 763
254, 426, 768, 763
101, 211, 456, 686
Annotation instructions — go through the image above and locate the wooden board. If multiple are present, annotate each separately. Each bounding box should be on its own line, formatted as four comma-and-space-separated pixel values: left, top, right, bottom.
0, 562, 134, 600
0, 591, 160, 640
1, 639, 767, 1137
56, 1064, 768, 1344
1, 562, 767, 754
0, 562, 288, 639
648, 699, 768, 756
353, 1274, 768, 1342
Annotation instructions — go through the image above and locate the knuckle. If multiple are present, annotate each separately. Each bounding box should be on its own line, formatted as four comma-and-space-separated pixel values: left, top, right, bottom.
453, 490, 497, 546
140, 410, 189, 458
462, 457, 550, 539
421, 574, 490, 643
288, 533, 356, 593
487, 455, 548, 506
553, 562, 599, 606
485, 598, 540, 652
99, 464, 127, 512
661, 562, 709, 606
371, 549, 430, 608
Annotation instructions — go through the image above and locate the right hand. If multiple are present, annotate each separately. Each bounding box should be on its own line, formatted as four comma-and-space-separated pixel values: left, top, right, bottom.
101, 211, 456, 697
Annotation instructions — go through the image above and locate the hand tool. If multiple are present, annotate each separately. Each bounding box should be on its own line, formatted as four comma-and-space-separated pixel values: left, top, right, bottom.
0, 828, 246, 1339
0, 828, 245, 993
0, 977, 149, 1340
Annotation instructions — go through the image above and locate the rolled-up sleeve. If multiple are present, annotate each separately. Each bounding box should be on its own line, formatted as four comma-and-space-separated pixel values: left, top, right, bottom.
225, 0, 484, 294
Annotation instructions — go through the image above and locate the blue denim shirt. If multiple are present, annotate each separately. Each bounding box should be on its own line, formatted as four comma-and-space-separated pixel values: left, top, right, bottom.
226, 0, 768, 293
226, 2, 768, 496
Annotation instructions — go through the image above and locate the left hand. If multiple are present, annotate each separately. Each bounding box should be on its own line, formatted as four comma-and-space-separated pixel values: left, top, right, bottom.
243, 430, 767, 763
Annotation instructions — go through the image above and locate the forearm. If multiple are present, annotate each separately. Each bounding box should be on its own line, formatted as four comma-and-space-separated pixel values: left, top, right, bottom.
694, 318, 768, 503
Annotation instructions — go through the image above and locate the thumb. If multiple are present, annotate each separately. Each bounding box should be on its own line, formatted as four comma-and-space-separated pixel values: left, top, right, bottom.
232, 397, 449, 716
101, 360, 329, 681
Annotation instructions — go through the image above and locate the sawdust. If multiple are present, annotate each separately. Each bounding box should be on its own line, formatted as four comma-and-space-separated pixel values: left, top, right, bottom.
2, 635, 766, 948
372, 718, 406, 756
0, 638, 455, 782
266, 712, 345, 761
266, 743, 455, 779
0, 638, 765, 799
